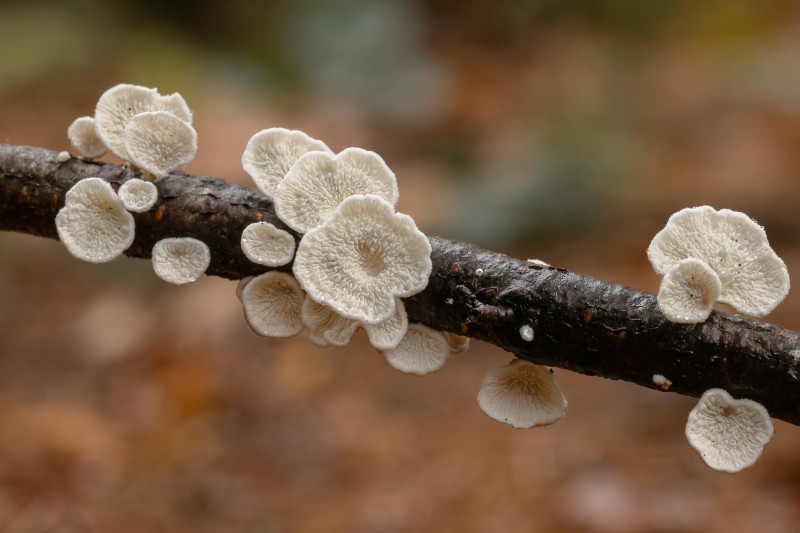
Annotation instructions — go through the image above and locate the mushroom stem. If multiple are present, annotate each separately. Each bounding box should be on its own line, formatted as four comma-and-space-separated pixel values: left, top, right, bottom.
3, 144, 800, 425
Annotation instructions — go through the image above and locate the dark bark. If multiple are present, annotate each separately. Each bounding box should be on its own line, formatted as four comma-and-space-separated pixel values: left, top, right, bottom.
2, 144, 800, 425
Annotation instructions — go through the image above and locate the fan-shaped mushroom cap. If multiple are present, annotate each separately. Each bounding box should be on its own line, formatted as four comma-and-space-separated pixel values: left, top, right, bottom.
685, 388, 773, 473
477, 359, 567, 429
657, 258, 722, 323
123, 111, 197, 178
240, 221, 296, 267
151, 237, 210, 285
118, 178, 158, 213
274, 147, 399, 233
301, 296, 359, 347
94, 84, 192, 160
293, 195, 432, 324
242, 128, 332, 200
647, 206, 789, 316
364, 298, 408, 350
382, 324, 449, 375
67, 116, 107, 159
443, 332, 470, 355
55, 178, 135, 263
241, 272, 305, 338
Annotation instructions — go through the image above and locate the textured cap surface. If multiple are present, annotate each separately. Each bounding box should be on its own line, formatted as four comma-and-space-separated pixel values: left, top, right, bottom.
151, 237, 210, 285
55, 178, 135, 263
240, 221, 296, 267
657, 258, 721, 323
67, 116, 107, 159
477, 359, 567, 429
124, 111, 197, 178
382, 324, 449, 375
293, 195, 431, 324
242, 272, 305, 338
274, 147, 399, 233
118, 178, 158, 213
242, 128, 331, 200
685, 388, 773, 473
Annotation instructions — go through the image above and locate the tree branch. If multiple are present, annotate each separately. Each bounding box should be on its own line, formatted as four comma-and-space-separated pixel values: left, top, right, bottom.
2, 143, 800, 425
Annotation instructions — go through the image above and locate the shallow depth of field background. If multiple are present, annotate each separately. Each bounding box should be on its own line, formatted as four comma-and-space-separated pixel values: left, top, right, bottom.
2, 1, 800, 531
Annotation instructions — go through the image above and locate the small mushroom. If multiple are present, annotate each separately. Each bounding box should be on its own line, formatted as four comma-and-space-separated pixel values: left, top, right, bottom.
274, 147, 399, 233
364, 298, 408, 350
381, 324, 450, 375
477, 359, 567, 429
241, 272, 305, 338
94, 84, 192, 160
123, 111, 198, 178
301, 296, 359, 347
67, 116, 107, 159
293, 195, 432, 324
657, 258, 722, 323
240, 221, 296, 267
118, 178, 159, 213
647, 206, 790, 316
55, 177, 135, 263
685, 388, 774, 473
151, 237, 210, 285
242, 127, 332, 200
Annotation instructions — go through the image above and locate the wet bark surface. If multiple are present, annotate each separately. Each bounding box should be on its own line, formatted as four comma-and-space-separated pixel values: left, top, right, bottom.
3, 144, 799, 424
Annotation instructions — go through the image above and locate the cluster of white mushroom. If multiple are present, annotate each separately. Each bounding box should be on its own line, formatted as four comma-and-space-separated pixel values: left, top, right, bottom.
648, 206, 787, 473
57, 84, 209, 285
647, 206, 790, 324
237, 128, 466, 374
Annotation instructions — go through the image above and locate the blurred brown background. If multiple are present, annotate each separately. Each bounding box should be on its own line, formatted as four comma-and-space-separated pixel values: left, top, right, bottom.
2, 0, 800, 531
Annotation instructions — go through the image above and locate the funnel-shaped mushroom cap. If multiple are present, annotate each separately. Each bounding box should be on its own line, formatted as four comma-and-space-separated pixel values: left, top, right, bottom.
477, 359, 567, 429
123, 111, 197, 178
293, 195, 432, 324
301, 296, 359, 347
274, 147, 399, 233
364, 298, 408, 350
242, 128, 332, 200
67, 116, 107, 159
55, 178, 135, 263
241, 272, 305, 338
240, 222, 296, 267
382, 324, 449, 375
685, 388, 773, 473
118, 178, 158, 213
647, 206, 789, 316
151, 237, 210, 285
657, 258, 722, 323
94, 84, 192, 160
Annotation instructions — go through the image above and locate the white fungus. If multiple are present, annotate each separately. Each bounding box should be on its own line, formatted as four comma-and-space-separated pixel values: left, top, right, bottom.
67, 116, 107, 159
57, 151, 71, 163
685, 388, 773, 473
274, 147, 400, 234
236, 276, 255, 302
652, 374, 672, 390
241, 272, 305, 338
293, 195, 432, 324
118, 178, 159, 213
364, 298, 408, 350
242, 127, 332, 200
151, 237, 210, 285
647, 206, 790, 316
520, 324, 534, 342
94, 84, 192, 160
240, 221, 296, 267
382, 324, 450, 375
475, 268, 485, 277
657, 258, 722, 323
55, 177, 135, 263
301, 296, 359, 347
123, 111, 198, 178
477, 359, 567, 429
